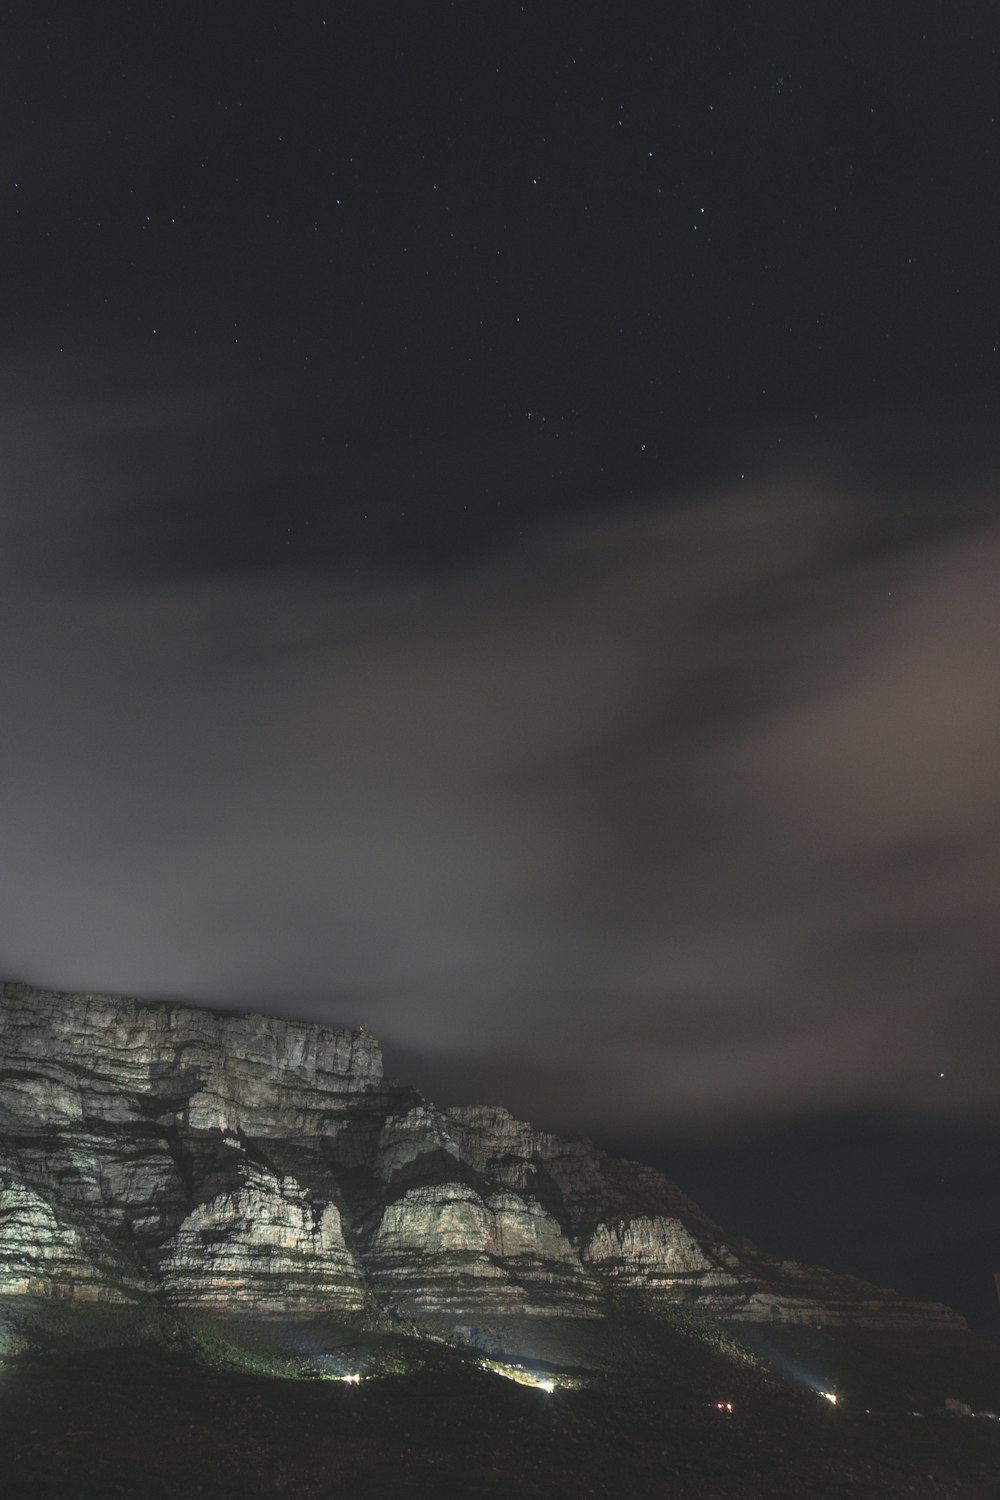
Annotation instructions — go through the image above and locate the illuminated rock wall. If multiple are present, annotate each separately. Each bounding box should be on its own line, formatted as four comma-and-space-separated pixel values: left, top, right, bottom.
0, 982, 967, 1334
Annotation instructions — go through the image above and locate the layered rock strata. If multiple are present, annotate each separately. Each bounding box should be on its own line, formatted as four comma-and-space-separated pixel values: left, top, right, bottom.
156, 1159, 365, 1313
0, 982, 966, 1335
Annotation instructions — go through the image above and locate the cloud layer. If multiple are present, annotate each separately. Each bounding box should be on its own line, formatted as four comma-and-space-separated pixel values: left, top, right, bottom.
3, 356, 998, 1137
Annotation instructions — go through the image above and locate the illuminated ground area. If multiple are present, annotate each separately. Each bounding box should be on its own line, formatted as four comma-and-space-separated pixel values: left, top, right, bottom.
1, 1303, 998, 1498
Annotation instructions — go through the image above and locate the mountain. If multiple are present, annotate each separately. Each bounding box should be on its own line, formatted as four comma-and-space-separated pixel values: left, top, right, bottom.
0, 979, 965, 1353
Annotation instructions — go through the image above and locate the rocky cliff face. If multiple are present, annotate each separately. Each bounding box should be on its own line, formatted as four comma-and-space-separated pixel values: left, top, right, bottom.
0, 981, 964, 1338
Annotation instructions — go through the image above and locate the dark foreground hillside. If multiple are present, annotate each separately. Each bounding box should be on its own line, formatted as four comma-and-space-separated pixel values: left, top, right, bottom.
1, 1303, 999, 1499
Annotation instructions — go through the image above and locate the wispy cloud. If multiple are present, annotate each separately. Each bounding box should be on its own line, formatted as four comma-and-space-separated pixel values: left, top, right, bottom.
3, 352, 998, 1134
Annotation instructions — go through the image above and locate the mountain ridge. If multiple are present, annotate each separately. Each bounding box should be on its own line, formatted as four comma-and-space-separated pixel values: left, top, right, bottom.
0, 980, 965, 1349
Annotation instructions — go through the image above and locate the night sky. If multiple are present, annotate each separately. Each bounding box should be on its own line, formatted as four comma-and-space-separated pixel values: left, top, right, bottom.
3, 5, 999, 1331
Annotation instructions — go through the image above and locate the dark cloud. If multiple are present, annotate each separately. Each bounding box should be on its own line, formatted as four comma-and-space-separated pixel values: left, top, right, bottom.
0, 350, 622, 587
2, 353, 999, 1143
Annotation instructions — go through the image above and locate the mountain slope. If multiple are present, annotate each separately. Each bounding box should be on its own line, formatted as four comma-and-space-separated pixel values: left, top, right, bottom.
0, 980, 965, 1345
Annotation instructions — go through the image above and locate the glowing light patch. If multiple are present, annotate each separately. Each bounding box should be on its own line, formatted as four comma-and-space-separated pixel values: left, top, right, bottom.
715, 1401, 734, 1413
479, 1358, 558, 1392
819, 1390, 838, 1405
339, 1373, 362, 1384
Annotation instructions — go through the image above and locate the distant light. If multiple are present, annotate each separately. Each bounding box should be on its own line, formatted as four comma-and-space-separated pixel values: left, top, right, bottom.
820, 1390, 838, 1405
340, 1373, 361, 1384
715, 1401, 733, 1413
479, 1359, 558, 1392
